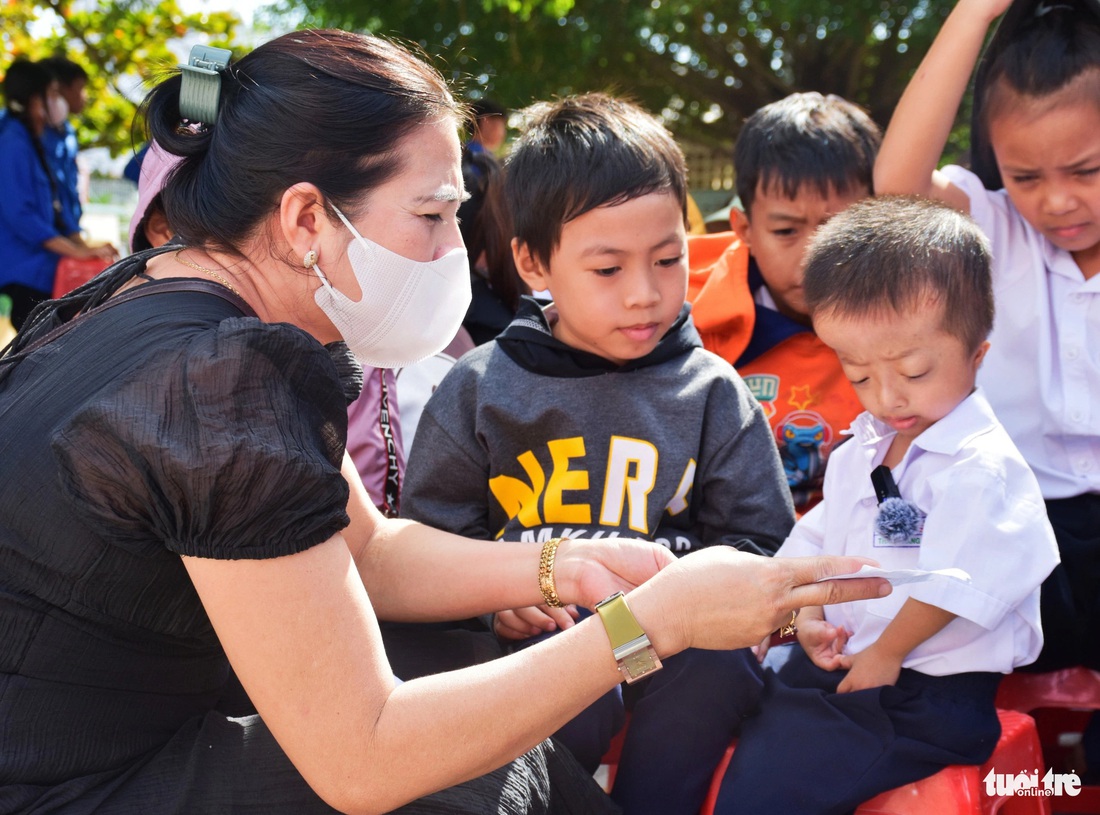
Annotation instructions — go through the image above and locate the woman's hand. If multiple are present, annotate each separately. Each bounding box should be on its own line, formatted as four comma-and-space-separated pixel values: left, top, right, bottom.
552, 536, 676, 609
627, 548, 890, 657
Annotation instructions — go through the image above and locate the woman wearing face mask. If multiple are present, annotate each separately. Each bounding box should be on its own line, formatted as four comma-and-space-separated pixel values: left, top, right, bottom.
0, 59, 117, 331
0, 31, 888, 815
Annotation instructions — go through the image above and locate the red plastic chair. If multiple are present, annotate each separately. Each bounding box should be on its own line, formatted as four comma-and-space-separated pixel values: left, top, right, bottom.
995, 668, 1100, 814
857, 710, 1050, 815
699, 709, 1049, 815
600, 724, 627, 790
855, 765, 985, 815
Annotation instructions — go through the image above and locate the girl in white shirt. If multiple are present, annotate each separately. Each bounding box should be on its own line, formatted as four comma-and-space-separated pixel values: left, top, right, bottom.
874, 0, 1100, 677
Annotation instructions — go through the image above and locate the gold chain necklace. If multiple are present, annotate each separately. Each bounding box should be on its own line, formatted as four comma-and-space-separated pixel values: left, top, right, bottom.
174, 249, 243, 298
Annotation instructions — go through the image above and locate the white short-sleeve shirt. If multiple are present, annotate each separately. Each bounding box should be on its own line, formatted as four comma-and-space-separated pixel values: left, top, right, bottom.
942, 165, 1100, 500
778, 389, 1059, 675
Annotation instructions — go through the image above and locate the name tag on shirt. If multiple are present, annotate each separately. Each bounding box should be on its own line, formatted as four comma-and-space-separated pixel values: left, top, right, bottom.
872, 513, 925, 548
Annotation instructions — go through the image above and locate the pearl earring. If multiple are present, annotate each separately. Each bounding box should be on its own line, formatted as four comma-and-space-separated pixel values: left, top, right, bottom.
303, 249, 318, 268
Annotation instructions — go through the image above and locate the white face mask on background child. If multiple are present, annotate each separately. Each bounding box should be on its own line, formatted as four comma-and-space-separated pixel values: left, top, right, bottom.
311, 205, 471, 369
46, 95, 69, 128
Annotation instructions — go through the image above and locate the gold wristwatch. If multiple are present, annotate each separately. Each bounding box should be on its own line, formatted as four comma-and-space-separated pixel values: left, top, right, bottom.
595, 591, 662, 684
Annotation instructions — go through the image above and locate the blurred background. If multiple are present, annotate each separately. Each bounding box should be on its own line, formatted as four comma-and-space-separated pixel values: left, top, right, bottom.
3, 0, 974, 250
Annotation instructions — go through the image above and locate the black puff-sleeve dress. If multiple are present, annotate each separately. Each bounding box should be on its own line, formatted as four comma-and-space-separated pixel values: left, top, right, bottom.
0, 276, 614, 815
0, 278, 357, 813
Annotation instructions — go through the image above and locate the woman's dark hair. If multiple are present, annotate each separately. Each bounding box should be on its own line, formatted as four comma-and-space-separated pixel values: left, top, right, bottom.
973, 1, 1100, 188
142, 29, 461, 254
3, 60, 53, 125
733, 92, 881, 218
803, 196, 994, 353
505, 92, 688, 270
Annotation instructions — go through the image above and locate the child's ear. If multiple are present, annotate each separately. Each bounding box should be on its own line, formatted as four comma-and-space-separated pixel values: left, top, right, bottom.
143, 206, 174, 248
513, 239, 550, 290
973, 340, 991, 369
731, 207, 750, 243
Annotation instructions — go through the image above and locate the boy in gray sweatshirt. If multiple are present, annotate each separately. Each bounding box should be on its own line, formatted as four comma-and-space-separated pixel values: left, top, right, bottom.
402, 93, 794, 815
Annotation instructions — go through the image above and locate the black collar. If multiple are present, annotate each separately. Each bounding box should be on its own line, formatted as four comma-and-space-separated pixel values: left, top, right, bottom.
496, 296, 702, 378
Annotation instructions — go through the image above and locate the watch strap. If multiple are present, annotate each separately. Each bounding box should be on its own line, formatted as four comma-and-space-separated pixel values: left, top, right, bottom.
595, 591, 663, 684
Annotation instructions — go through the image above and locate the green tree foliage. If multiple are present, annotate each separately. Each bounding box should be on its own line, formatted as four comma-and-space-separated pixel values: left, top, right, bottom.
285, 0, 968, 154
2, 0, 239, 156
4, 0, 973, 161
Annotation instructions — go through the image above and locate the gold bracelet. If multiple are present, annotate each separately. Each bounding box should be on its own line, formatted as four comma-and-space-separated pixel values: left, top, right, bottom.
779, 609, 799, 638
538, 537, 565, 608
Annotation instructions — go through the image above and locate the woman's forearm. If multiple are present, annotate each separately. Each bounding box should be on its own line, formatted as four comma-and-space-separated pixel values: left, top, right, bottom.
354, 518, 670, 622
342, 454, 669, 620
355, 515, 548, 619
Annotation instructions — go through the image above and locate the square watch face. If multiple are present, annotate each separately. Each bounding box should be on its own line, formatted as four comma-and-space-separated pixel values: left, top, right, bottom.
621, 647, 662, 684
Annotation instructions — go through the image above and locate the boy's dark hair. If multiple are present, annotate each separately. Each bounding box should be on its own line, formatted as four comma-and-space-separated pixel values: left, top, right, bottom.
972, 0, 1100, 189
734, 92, 881, 217
803, 196, 994, 352
504, 92, 688, 269
40, 55, 88, 87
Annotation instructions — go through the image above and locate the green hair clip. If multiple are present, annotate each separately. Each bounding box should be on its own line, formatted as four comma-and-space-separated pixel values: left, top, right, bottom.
178, 44, 232, 124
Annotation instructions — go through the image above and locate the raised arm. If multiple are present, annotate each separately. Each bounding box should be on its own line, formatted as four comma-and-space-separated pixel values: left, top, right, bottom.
874, 0, 1013, 211
182, 453, 890, 814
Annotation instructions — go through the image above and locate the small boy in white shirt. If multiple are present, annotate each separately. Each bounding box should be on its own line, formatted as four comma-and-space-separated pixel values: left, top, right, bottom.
713, 196, 1060, 814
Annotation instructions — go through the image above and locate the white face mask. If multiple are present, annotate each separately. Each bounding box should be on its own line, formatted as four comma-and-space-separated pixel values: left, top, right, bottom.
46, 95, 69, 128
312, 206, 471, 369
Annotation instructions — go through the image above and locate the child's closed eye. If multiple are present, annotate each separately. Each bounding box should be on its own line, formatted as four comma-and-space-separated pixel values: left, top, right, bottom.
656, 254, 684, 268
593, 266, 621, 277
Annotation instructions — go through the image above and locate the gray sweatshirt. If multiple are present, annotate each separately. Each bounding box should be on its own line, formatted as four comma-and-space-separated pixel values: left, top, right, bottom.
402, 299, 795, 556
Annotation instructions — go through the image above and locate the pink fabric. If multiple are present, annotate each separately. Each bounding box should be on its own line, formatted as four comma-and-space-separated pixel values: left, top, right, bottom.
128, 142, 181, 252
346, 367, 405, 512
